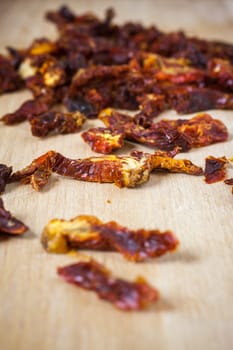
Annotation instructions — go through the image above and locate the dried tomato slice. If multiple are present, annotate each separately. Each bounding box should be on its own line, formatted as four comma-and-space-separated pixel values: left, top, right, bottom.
0, 198, 28, 235
82, 127, 124, 154
57, 260, 159, 311
41, 214, 179, 262
204, 156, 228, 184
29, 111, 85, 137
10, 150, 202, 190
98, 109, 228, 152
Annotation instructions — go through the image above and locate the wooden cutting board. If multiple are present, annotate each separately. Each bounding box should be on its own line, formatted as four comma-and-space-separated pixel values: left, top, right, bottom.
0, 1, 233, 349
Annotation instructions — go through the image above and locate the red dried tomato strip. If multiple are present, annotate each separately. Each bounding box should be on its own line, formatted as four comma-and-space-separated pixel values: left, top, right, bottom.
10, 150, 202, 191
52, 151, 153, 188
9, 150, 153, 189
204, 156, 228, 184
0, 198, 28, 235
57, 260, 159, 311
42, 214, 179, 261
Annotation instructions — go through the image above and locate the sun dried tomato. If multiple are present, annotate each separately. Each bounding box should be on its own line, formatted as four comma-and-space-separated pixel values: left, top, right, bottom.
0, 198, 28, 235
98, 109, 228, 152
41, 214, 179, 262
141, 53, 205, 84
10, 150, 202, 191
82, 127, 124, 154
64, 62, 166, 116
57, 260, 159, 310
18, 54, 66, 90
0, 5, 233, 141
137, 94, 166, 119
204, 156, 228, 184
1, 94, 54, 125
29, 111, 86, 137
10, 150, 57, 191
98, 108, 192, 151
207, 58, 233, 92
0, 55, 22, 94
167, 113, 228, 148
167, 86, 233, 114
224, 178, 233, 185
52, 151, 153, 188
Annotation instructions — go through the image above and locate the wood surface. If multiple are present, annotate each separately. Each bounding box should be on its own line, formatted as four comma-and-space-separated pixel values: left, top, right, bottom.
0, 1, 233, 349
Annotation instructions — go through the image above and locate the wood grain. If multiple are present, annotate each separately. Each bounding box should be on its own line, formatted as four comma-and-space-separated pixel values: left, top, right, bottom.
0, 1, 233, 349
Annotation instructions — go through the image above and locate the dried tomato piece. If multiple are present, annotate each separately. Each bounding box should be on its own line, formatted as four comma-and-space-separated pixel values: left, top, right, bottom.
41, 214, 82, 249
99, 109, 227, 152
139, 151, 203, 175
94, 221, 179, 262
82, 127, 124, 154
99, 108, 192, 152
161, 113, 228, 148
0, 55, 22, 94
10, 150, 57, 191
41, 214, 178, 262
224, 178, 233, 185
1, 94, 53, 125
53, 151, 153, 188
19, 54, 66, 89
57, 260, 159, 310
167, 86, 233, 114
65, 64, 157, 116
10, 150, 152, 189
142, 53, 205, 84
0, 164, 12, 194
204, 156, 228, 184
0, 198, 28, 235
29, 111, 86, 137
137, 94, 166, 119
10, 149, 202, 190
207, 58, 233, 92
41, 215, 108, 253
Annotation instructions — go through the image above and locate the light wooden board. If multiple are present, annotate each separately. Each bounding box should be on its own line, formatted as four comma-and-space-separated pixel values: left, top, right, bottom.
0, 1, 233, 349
